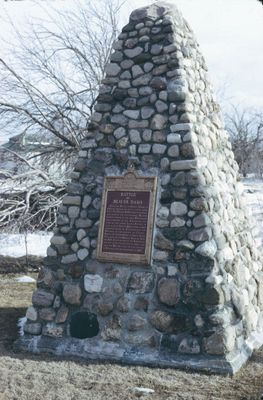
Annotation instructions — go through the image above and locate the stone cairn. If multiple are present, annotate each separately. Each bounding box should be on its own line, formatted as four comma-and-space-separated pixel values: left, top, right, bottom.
17, 2, 263, 374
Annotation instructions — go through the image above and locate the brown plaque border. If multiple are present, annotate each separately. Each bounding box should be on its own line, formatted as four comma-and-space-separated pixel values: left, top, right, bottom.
96, 170, 157, 265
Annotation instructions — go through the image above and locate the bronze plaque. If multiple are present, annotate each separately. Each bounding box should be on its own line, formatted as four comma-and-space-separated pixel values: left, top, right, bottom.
97, 169, 157, 265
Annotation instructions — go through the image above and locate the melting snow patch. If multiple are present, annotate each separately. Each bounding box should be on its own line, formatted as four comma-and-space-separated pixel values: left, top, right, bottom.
17, 317, 27, 336
0, 231, 52, 257
15, 275, 36, 283
130, 387, 155, 396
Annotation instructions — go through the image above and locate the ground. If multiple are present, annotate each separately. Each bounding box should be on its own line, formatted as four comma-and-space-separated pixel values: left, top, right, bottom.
0, 273, 262, 400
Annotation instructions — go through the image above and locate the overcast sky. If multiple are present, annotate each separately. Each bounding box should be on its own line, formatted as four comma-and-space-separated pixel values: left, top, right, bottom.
1, 0, 263, 113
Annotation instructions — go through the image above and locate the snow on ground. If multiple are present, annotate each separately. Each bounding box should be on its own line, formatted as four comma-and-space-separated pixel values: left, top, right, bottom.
0, 232, 52, 257
15, 275, 36, 283
0, 178, 262, 258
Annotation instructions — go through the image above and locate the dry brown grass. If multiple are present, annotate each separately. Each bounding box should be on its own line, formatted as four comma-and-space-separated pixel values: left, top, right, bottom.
0, 273, 262, 400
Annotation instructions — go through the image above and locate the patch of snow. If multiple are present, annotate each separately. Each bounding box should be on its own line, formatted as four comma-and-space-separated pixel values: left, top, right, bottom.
17, 317, 26, 337
15, 275, 36, 283
0, 232, 52, 257
130, 387, 155, 395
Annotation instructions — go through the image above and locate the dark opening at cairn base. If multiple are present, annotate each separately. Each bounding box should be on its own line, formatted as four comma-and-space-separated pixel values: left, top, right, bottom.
70, 312, 99, 339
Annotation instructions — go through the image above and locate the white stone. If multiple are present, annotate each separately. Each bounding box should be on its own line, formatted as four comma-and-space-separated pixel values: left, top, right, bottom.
167, 265, 178, 276
83, 195, 92, 208
195, 240, 217, 258
158, 207, 169, 219
77, 248, 89, 260
26, 306, 38, 321
170, 217, 185, 227
167, 133, 181, 143
84, 274, 103, 293
171, 202, 187, 216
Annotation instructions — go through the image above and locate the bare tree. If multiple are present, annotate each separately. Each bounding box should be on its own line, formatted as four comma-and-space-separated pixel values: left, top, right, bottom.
225, 106, 263, 177
0, 0, 123, 231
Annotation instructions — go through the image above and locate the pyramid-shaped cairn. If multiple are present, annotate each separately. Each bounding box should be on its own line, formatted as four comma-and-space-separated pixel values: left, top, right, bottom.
17, 2, 263, 374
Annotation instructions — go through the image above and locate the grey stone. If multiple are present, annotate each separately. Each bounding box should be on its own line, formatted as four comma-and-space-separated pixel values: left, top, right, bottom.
75, 218, 93, 229
37, 268, 54, 287
117, 296, 130, 312
155, 100, 168, 112
111, 114, 128, 126
63, 196, 81, 206
138, 144, 151, 154
132, 65, 144, 77
79, 237, 90, 248
50, 236, 66, 246
129, 120, 149, 129
77, 248, 89, 260
26, 306, 38, 321
171, 172, 185, 186
102, 315, 121, 341
149, 310, 174, 333
171, 201, 187, 216
116, 137, 128, 149
39, 307, 56, 321
123, 110, 140, 119
170, 160, 197, 170
129, 130, 141, 143
124, 47, 143, 58
155, 232, 174, 250
190, 198, 208, 211
61, 254, 78, 264
151, 44, 162, 55
42, 323, 64, 338
55, 306, 69, 324
139, 86, 152, 96
68, 206, 80, 218
63, 284, 82, 305
82, 195, 92, 208
150, 77, 167, 90
153, 250, 169, 261
114, 127, 126, 139
105, 63, 121, 76
24, 322, 42, 335
157, 278, 180, 306
152, 144, 166, 154
132, 74, 151, 86
195, 240, 217, 258
128, 315, 147, 331
77, 229, 86, 242
151, 114, 167, 130
188, 227, 212, 242
178, 337, 200, 354
171, 217, 185, 227
120, 70, 132, 80
128, 272, 154, 293
203, 327, 236, 355
98, 302, 114, 316
144, 62, 154, 72
141, 106, 155, 119
121, 59, 134, 69
177, 240, 195, 250
168, 145, 179, 157
84, 274, 103, 293
32, 290, 54, 307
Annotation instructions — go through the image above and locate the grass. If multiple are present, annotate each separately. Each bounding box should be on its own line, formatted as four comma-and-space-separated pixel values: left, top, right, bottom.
0, 273, 262, 400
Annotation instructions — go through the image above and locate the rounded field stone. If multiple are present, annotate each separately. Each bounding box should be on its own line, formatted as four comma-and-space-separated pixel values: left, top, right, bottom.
63, 284, 82, 305
157, 278, 180, 306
